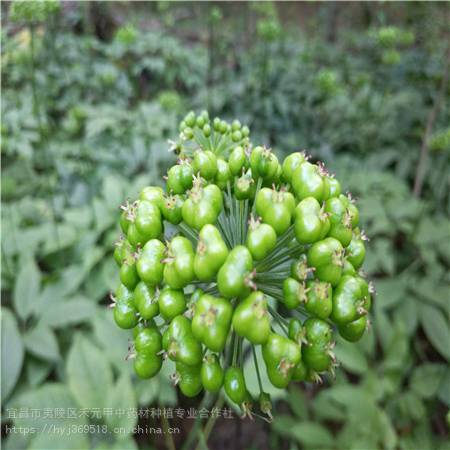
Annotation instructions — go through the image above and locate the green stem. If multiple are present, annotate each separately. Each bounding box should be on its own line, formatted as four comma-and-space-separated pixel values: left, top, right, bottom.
227, 331, 236, 368
178, 221, 199, 243
194, 395, 225, 450
243, 199, 249, 242
251, 177, 263, 216
252, 345, 263, 393
238, 336, 244, 366
268, 306, 289, 336
180, 394, 212, 450
216, 213, 232, 248
161, 415, 176, 450
232, 332, 239, 367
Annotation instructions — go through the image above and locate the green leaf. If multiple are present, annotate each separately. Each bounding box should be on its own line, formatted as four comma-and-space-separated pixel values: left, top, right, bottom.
13, 257, 41, 321
93, 197, 115, 232
135, 377, 160, 406
66, 334, 113, 409
10, 383, 88, 450
437, 368, 450, 406
383, 324, 409, 372
93, 438, 138, 450
375, 278, 406, 309
3, 431, 30, 450
1, 308, 24, 402
393, 298, 418, 336
420, 304, 450, 361
312, 390, 347, 421
92, 310, 133, 372
273, 416, 334, 448
334, 338, 368, 374
53, 265, 87, 297
410, 363, 446, 399
24, 322, 60, 362
376, 409, 398, 450
102, 174, 125, 209
26, 357, 52, 387
41, 224, 77, 254
374, 306, 393, 352
287, 386, 308, 419
40, 296, 97, 328
156, 362, 177, 406
105, 373, 137, 435
410, 279, 450, 314
398, 391, 425, 421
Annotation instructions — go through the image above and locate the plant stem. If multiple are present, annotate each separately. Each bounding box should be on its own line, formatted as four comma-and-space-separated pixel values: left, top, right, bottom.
232, 331, 239, 366
161, 415, 176, 450
180, 394, 212, 450
268, 306, 289, 335
252, 345, 263, 392
194, 395, 225, 450
178, 221, 199, 244
251, 177, 263, 216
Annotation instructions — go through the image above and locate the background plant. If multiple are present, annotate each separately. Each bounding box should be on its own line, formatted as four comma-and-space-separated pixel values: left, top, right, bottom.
1, 1, 449, 450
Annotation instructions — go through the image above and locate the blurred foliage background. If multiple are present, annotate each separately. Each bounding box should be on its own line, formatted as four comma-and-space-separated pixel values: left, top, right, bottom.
1, 1, 449, 450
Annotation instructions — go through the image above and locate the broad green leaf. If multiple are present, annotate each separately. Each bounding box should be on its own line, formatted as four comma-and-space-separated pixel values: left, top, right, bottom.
376, 409, 398, 450
92, 310, 133, 372
13, 257, 41, 321
1, 308, 24, 402
383, 324, 409, 372
40, 297, 98, 328
42, 224, 77, 254
273, 417, 334, 448
93, 197, 115, 232
85, 265, 110, 302
337, 422, 376, 450
102, 174, 125, 209
82, 246, 105, 273
393, 298, 418, 336
157, 361, 177, 406
270, 414, 300, 433
24, 322, 60, 362
410, 363, 446, 399
10, 383, 88, 450
93, 438, 138, 450
64, 205, 93, 228
287, 386, 308, 419
66, 334, 113, 409
437, 368, 450, 406
372, 238, 395, 274
135, 377, 160, 406
374, 306, 393, 352
375, 278, 406, 309
26, 357, 52, 387
311, 389, 346, 421
420, 304, 450, 360
398, 391, 425, 421
326, 385, 376, 419
105, 373, 137, 435
334, 338, 368, 374
3, 431, 30, 450
53, 265, 87, 297
101, 258, 120, 292
410, 279, 450, 314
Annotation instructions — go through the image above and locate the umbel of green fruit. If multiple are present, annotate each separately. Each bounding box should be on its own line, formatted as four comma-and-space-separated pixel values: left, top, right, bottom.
112, 110, 373, 420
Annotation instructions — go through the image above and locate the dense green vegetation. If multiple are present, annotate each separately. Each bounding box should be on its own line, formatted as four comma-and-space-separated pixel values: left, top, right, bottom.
1, 2, 449, 449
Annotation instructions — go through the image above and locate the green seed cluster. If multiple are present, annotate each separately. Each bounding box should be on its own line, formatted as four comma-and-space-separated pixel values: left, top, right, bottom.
113, 110, 373, 419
